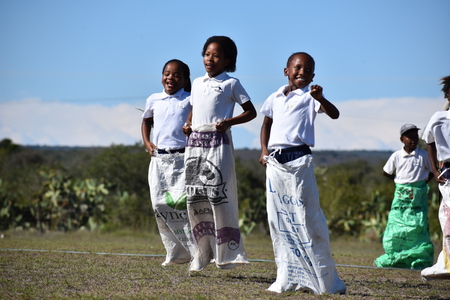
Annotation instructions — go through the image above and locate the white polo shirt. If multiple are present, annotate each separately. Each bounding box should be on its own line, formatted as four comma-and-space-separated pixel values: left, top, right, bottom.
190, 72, 250, 128
422, 110, 450, 163
142, 88, 191, 150
260, 85, 321, 149
383, 148, 432, 184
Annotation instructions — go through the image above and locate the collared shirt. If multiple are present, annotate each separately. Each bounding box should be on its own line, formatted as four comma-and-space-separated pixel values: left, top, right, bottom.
190, 72, 250, 128
383, 147, 432, 184
260, 85, 322, 149
142, 88, 191, 150
422, 110, 450, 163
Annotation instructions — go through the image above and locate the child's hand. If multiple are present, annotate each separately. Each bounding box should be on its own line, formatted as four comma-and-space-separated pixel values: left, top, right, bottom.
145, 142, 157, 156
215, 119, 230, 133
182, 123, 192, 136
259, 150, 269, 166
310, 85, 324, 100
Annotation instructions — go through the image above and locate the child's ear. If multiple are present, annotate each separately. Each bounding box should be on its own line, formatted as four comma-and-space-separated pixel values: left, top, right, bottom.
284, 68, 288, 76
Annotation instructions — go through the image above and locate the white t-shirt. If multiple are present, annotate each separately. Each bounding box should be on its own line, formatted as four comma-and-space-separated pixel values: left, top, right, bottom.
383, 148, 432, 184
260, 85, 321, 149
142, 88, 191, 150
190, 72, 250, 128
422, 110, 450, 163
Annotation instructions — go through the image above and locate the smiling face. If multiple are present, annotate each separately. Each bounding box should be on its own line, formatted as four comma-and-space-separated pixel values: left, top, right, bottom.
161, 61, 186, 95
284, 53, 315, 91
203, 42, 230, 78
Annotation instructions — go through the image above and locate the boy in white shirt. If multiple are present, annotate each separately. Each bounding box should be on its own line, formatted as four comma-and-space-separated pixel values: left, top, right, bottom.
259, 52, 346, 294
374, 124, 434, 269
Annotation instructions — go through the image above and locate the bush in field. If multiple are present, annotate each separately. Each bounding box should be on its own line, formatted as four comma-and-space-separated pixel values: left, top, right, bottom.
0, 138, 443, 241
83, 143, 155, 232
236, 158, 267, 235
316, 160, 394, 239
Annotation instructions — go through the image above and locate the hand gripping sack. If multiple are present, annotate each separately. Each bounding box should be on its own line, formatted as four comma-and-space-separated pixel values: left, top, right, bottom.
421, 181, 450, 280
149, 152, 194, 266
265, 154, 346, 294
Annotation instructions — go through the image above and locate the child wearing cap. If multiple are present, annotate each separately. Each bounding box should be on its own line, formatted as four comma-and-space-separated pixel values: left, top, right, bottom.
420, 75, 450, 280
374, 123, 434, 269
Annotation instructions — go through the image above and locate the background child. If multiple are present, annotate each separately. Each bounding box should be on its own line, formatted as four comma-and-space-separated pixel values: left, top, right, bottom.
141, 59, 193, 266
374, 124, 434, 269
182, 36, 256, 272
421, 75, 450, 280
259, 52, 346, 294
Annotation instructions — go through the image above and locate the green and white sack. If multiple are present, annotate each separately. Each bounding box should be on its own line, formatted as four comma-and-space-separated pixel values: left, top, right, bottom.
149, 152, 193, 266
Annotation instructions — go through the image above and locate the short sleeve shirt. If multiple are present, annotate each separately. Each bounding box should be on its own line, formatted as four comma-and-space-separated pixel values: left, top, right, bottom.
383, 148, 432, 184
260, 85, 321, 148
142, 89, 191, 150
422, 110, 450, 163
190, 72, 250, 128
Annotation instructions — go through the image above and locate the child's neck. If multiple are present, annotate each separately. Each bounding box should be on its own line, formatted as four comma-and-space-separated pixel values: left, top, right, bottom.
207, 70, 225, 78
285, 84, 307, 96
403, 145, 416, 154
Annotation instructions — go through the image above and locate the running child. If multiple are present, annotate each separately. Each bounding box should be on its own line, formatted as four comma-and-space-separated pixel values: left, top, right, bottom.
259, 52, 346, 294
182, 36, 256, 272
141, 59, 193, 266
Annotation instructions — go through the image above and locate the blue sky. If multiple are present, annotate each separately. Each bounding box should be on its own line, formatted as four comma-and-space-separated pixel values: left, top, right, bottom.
1, 0, 449, 150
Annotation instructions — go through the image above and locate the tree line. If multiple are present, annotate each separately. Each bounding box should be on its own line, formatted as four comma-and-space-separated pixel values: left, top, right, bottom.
0, 138, 442, 241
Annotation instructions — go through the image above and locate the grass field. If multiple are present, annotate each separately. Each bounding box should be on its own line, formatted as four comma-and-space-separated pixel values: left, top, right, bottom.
1, 231, 449, 299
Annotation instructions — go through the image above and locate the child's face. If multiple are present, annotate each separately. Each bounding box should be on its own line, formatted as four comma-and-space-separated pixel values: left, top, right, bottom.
161, 62, 186, 95
203, 42, 230, 78
284, 53, 315, 90
400, 130, 419, 151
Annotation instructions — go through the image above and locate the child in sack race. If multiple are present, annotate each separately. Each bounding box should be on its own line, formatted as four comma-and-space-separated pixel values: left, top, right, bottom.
182, 36, 257, 272
141, 59, 194, 266
374, 123, 434, 270
259, 52, 346, 294
421, 75, 450, 281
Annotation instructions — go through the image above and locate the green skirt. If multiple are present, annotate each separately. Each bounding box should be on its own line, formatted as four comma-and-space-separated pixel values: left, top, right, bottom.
374, 181, 434, 270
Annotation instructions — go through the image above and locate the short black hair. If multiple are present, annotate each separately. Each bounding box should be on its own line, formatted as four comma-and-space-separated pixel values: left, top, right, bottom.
202, 36, 237, 72
162, 59, 191, 92
286, 52, 315, 69
440, 75, 450, 97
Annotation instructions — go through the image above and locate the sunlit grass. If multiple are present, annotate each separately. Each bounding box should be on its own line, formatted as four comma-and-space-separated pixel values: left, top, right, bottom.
1, 231, 449, 299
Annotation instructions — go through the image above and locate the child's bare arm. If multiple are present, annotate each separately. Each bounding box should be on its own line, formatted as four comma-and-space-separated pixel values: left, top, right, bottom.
215, 101, 257, 132
382, 170, 395, 181
182, 110, 193, 136
310, 85, 340, 119
427, 142, 445, 183
141, 117, 157, 155
259, 116, 273, 166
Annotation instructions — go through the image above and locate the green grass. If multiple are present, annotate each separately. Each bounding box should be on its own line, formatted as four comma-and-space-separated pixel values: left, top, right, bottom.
1, 231, 449, 299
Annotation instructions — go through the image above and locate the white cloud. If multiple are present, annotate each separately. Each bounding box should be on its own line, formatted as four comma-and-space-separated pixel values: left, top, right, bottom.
0, 96, 446, 150
238, 96, 446, 151
0, 98, 143, 146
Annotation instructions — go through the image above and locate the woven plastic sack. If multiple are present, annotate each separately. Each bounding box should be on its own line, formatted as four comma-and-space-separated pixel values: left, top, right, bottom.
265, 154, 346, 294
374, 181, 434, 269
149, 152, 194, 266
421, 181, 450, 280
185, 123, 248, 271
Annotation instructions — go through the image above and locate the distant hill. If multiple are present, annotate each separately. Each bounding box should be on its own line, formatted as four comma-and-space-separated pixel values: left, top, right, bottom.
24, 145, 392, 168
235, 149, 392, 167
